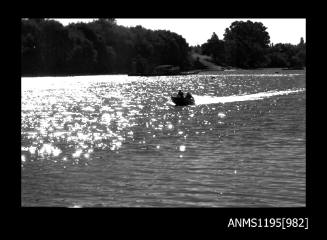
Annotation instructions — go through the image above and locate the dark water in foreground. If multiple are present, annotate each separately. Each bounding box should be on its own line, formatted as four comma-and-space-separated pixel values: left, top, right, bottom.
21, 69, 306, 207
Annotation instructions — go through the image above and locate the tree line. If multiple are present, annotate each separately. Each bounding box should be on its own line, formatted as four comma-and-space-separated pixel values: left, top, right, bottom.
22, 19, 306, 76
197, 21, 305, 69
21, 18, 191, 76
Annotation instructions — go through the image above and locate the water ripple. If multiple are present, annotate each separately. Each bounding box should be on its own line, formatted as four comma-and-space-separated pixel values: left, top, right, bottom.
22, 72, 306, 207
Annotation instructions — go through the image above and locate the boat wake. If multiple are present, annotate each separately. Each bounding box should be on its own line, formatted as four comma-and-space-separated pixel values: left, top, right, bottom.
193, 88, 305, 105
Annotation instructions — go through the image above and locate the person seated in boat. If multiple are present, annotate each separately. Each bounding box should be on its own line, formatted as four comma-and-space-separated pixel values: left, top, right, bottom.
177, 90, 184, 98
185, 92, 193, 99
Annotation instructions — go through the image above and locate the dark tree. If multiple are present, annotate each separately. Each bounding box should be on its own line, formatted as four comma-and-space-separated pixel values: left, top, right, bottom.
265, 39, 305, 68
223, 21, 270, 68
201, 32, 225, 65
98, 18, 116, 24
22, 19, 43, 74
39, 20, 72, 74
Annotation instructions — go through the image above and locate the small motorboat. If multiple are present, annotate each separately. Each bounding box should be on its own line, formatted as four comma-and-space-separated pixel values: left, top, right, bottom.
171, 92, 195, 106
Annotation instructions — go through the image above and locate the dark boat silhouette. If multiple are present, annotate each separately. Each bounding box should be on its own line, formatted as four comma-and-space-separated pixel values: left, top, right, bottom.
171, 93, 195, 106
128, 65, 200, 76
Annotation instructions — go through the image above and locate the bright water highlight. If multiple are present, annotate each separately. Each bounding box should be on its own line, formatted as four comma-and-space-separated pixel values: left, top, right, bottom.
21, 70, 306, 207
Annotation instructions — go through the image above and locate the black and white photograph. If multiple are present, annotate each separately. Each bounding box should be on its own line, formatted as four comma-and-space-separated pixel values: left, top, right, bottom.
21, 18, 306, 209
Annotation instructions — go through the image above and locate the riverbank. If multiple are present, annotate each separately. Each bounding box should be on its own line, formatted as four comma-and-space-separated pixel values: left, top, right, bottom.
21, 67, 305, 78
197, 67, 306, 75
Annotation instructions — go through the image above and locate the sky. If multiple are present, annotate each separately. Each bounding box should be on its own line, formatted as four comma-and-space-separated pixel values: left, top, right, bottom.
53, 18, 306, 46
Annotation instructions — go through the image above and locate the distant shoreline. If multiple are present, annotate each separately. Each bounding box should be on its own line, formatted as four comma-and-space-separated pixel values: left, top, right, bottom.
21, 68, 305, 78
21, 73, 127, 78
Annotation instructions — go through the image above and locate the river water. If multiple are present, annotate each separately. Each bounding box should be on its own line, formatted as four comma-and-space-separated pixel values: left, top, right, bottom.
21, 69, 306, 207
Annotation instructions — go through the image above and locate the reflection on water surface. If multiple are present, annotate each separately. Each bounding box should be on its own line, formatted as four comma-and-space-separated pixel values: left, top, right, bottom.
21, 71, 305, 207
